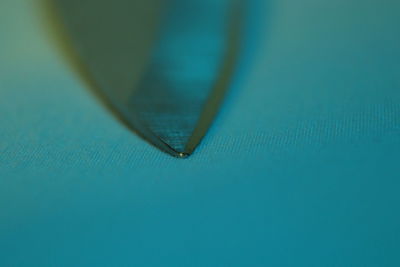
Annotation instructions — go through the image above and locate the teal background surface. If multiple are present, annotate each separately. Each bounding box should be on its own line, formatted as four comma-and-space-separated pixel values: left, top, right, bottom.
1, 0, 400, 266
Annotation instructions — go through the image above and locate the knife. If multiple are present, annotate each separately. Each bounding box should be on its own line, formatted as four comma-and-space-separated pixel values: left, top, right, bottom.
53, 0, 244, 157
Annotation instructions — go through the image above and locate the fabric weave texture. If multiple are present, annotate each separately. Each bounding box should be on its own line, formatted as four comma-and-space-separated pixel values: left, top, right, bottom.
1, 0, 399, 266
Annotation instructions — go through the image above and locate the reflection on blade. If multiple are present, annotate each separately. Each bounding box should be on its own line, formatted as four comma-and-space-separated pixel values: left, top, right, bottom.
54, 0, 243, 157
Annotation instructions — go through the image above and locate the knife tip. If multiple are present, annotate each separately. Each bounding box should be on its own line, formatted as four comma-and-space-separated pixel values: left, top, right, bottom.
156, 140, 192, 159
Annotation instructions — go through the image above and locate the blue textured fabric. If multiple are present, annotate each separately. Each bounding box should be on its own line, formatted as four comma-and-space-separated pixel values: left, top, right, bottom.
1, 0, 399, 266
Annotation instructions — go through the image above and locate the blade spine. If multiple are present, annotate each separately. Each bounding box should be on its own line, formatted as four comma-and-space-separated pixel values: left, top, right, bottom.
184, 0, 246, 155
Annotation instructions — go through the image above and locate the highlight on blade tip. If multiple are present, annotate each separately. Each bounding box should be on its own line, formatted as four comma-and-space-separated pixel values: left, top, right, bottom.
177, 152, 190, 159
160, 143, 191, 158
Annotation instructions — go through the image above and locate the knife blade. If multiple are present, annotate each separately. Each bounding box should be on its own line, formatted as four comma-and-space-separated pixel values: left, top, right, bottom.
53, 0, 244, 157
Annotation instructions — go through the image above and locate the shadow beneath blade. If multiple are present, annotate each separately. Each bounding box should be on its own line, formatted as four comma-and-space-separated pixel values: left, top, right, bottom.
39, 0, 179, 156
40, 0, 127, 126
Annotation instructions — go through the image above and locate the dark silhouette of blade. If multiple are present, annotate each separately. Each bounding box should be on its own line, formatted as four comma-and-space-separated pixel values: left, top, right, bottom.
54, 0, 243, 157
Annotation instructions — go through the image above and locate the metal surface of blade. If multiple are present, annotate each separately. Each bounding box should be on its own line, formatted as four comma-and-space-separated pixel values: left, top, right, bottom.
53, 0, 243, 157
